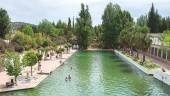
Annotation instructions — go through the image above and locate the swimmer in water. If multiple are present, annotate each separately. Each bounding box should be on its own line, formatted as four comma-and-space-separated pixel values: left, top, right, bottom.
68, 75, 71, 81
65, 77, 68, 81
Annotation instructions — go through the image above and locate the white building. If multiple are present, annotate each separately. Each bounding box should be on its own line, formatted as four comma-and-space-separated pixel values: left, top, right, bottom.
148, 33, 170, 61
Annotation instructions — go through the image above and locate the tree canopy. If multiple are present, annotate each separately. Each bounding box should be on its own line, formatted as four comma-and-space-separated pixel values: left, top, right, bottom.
38, 19, 59, 37
0, 8, 10, 39
75, 3, 92, 49
22, 51, 38, 76
4, 51, 21, 83
21, 25, 34, 36
137, 15, 148, 27
147, 3, 161, 33
101, 3, 133, 48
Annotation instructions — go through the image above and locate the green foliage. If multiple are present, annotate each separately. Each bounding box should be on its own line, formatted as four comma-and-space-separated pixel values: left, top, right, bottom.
147, 3, 161, 33
118, 24, 135, 49
76, 3, 92, 50
119, 25, 151, 49
38, 19, 59, 37
66, 18, 74, 41
21, 25, 34, 36
4, 51, 21, 82
22, 51, 38, 76
119, 24, 152, 62
102, 3, 133, 48
67, 18, 72, 32
22, 51, 38, 67
137, 15, 148, 27
0, 8, 10, 39
67, 43, 72, 48
12, 31, 36, 50
42, 38, 52, 48
64, 44, 69, 49
57, 47, 64, 53
34, 33, 52, 48
34, 33, 45, 47
56, 20, 67, 29
162, 30, 170, 45
135, 26, 149, 33
36, 52, 43, 61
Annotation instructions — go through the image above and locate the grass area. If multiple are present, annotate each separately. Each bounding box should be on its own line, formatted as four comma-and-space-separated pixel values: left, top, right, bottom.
122, 51, 160, 70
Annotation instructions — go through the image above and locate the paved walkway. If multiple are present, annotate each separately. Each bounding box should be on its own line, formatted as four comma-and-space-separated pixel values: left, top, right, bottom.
139, 53, 170, 72
0, 49, 77, 92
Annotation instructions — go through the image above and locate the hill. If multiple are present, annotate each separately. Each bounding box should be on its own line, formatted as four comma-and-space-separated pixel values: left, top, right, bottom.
10, 22, 36, 30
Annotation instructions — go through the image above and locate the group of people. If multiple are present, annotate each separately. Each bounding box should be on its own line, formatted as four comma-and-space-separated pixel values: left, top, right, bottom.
65, 67, 72, 81
65, 74, 71, 81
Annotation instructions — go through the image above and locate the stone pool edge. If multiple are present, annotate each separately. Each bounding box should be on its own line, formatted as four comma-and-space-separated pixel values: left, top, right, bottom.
114, 50, 170, 86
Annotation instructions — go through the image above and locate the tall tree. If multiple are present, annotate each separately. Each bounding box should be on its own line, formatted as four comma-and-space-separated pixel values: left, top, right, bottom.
137, 15, 148, 27
67, 18, 72, 31
66, 17, 73, 41
0, 8, 10, 39
72, 17, 75, 30
56, 20, 67, 36
38, 19, 59, 37
147, 3, 161, 33
102, 3, 133, 48
75, 3, 92, 49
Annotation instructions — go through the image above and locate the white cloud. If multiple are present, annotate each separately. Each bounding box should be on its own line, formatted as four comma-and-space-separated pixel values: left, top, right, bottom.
0, 0, 169, 25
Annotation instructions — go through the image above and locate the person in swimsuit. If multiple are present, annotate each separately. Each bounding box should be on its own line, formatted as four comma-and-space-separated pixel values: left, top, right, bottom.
68, 75, 71, 81
65, 77, 68, 81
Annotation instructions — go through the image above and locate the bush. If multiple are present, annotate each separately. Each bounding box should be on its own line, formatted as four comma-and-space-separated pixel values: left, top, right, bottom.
21, 25, 34, 36
12, 31, 35, 50
34, 33, 44, 47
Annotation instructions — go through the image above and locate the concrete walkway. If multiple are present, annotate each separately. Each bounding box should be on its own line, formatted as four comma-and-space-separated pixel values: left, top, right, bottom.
0, 49, 77, 92
139, 53, 170, 72
122, 51, 170, 86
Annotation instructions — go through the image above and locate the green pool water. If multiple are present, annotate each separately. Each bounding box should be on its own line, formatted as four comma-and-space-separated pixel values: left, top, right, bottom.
1, 51, 170, 96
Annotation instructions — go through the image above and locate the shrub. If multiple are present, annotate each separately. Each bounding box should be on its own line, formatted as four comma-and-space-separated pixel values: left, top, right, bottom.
12, 31, 34, 50
21, 25, 34, 36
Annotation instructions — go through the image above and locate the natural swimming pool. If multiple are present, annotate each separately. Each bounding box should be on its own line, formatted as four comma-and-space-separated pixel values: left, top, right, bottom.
1, 51, 170, 96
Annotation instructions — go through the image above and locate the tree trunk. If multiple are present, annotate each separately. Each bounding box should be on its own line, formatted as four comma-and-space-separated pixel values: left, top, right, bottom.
143, 52, 145, 62
15, 76, 17, 85
137, 52, 139, 59
31, 66, 33, 76
131, 48, 133, 56
38, 61, 40, 71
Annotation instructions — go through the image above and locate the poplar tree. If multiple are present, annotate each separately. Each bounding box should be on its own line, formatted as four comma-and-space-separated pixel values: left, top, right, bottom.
0, 8, 10, 39
76, 3, 92, 49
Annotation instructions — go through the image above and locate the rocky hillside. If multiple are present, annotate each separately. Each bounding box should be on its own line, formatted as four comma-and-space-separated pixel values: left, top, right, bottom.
10, 22, 36, 30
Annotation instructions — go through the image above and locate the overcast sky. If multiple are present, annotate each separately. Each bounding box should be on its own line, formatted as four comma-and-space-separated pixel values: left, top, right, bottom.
0, 0, 170, 25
